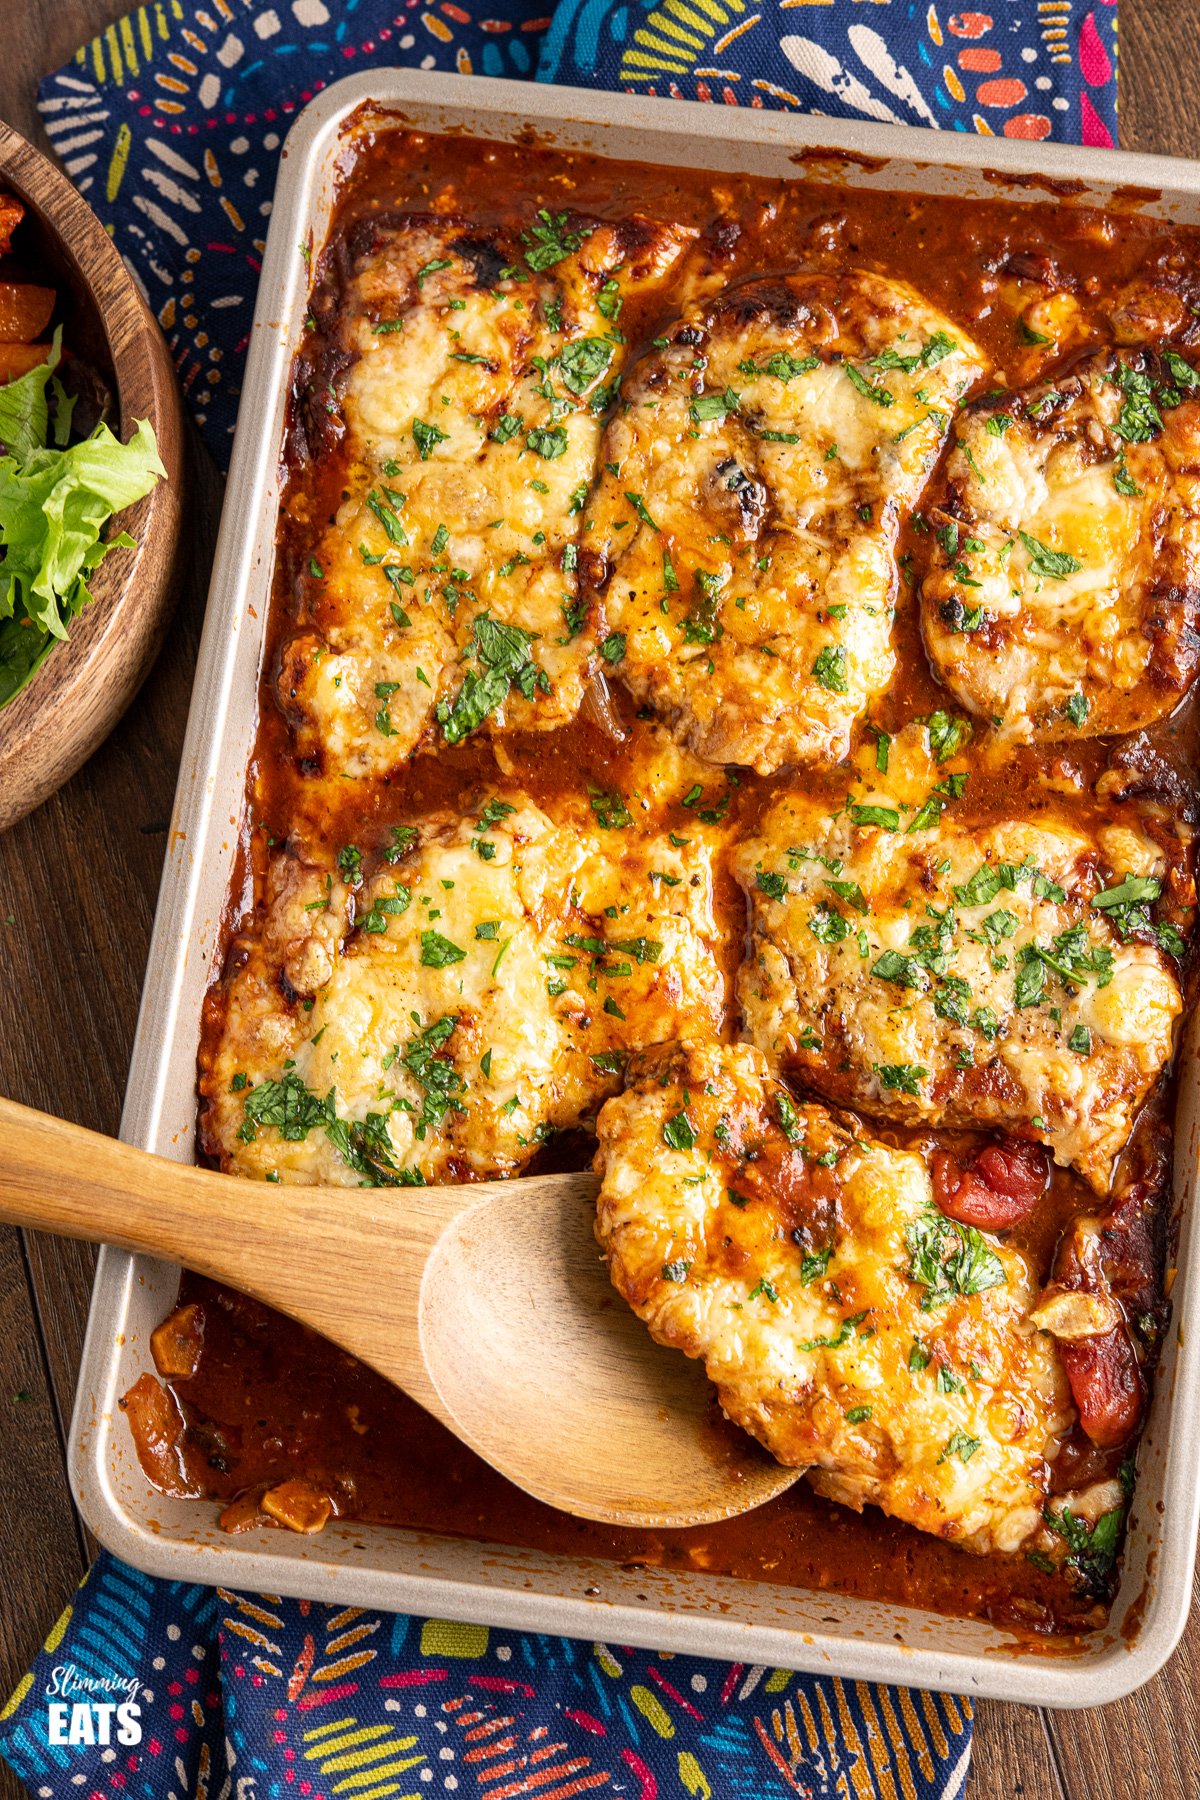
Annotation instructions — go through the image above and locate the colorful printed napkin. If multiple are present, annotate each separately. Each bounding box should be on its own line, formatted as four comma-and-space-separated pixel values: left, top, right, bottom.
539, 0, 1119, 145
35, 0, 1117, 466
0, 1552, 975, 1800
8, 5, 1119, 1795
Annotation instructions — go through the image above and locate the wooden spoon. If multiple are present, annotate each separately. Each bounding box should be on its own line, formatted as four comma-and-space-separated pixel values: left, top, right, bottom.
0, 1097, 799, 1528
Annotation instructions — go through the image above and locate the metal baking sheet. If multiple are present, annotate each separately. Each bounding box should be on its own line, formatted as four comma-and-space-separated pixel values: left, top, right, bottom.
69, 70, 1200, 1706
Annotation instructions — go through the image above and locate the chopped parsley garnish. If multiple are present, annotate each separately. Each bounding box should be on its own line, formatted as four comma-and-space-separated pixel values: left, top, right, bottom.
436, 613, 547, 745
359, 885, 412, 934
1113, 456, 1142, 497
588, 785, 633, 830
662, 1110, 697, 1151
812, 645, 849, 694
526, 424, 568, 460
1090, 873, 1181, 955
869, 330, 957, 373
1092, 874, 1162, 912
325, 1112, 416, 1187
522, 208, 592, 272
403, 1015, 465, 1140
239, 1072, 332, 1143
849, 803, 900, 831
809, 905, 850, 944
801, 1246, 833, 1284
938, 1429, 982, 1465
420, 929, 466, 968
558, 337, 613, 395
845, 364, 894, 406
1016, 925, 1114, 1006
1019, 530, 1082, 580
1164, 349, 1200, 390
412, 419, 449, 459
384, 825, 418, 863
690, 387, 740, 424
798, 1310, 867, 1353
872, 950, 924, 990
874, 1062, 927, 1096
1044, 1502, 1125, 1590
906, 1205, 1006, 1309
625, 490, 660, 530
737, 351, 819, 382
774, 1090, 802, 1143
907, 773, 968, 833
597, 279, 622, 321
925, 710, 971, 763
1110, 358, 1164, 444
826, 876, 868, 913
366, 488, 408, 544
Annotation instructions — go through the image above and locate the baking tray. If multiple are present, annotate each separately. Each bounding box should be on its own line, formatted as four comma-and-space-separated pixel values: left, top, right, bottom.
70, 70, 1200, 1706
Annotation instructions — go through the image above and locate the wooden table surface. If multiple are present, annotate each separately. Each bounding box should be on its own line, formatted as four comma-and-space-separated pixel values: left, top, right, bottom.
2, 4, 1199, 1794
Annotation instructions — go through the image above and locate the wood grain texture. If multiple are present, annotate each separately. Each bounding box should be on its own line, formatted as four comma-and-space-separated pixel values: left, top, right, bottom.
0, 14, 217, 1792
0, 7, 1197, 1800
0, 123, 185, 832
0, 1104, 799, 1528
0, 1225, 87, 1783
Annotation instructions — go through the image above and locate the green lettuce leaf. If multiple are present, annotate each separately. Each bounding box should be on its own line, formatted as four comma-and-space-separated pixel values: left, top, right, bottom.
0, 332, 59, 463
0, 361, 165, 707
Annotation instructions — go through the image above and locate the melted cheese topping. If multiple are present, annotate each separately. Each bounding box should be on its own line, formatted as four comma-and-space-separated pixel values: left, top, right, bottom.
201, 791, 724, 1183
733, 726, 1182, 1192
583, 272, 986, 772
595, 1040, 1073, 1553
920, 347, 1200, 738
278, 213, 691, 777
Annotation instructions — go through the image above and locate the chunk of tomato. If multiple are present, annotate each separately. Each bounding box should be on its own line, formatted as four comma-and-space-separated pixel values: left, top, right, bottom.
931, 1138, 1049, 1230
1058, 1327, 1143, 1448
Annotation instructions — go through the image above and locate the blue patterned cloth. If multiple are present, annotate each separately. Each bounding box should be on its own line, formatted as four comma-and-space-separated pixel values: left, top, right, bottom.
36, 0, 555, 461
35, 0, 1117, 467
539, 0, 1119, 148
0, 1553, 975, 1800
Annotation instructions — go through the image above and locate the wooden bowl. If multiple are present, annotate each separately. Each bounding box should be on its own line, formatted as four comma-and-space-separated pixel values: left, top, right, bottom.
0, 121, 184, 833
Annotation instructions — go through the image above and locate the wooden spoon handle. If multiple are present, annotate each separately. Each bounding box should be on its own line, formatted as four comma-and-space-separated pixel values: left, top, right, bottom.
0, 1095, 236, 1258
0, 1095, 455, 1412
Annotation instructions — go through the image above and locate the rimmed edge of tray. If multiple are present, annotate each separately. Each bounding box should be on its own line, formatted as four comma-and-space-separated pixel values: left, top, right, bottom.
68, 70, 1200, 1707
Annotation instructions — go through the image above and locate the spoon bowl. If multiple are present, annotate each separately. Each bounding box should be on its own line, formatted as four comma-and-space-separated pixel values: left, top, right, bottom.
418, 1172, 796, 1526
0, 1097, 798, 1528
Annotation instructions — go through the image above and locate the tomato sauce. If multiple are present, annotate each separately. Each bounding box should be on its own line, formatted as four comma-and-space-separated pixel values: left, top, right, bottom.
134, 120, 1200, 1639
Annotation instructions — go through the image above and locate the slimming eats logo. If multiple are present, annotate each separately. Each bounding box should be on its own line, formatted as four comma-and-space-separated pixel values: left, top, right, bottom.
44, 1664, 142, 1747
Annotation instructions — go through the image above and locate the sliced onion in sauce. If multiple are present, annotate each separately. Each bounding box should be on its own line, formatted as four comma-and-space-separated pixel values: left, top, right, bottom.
583, 670, 627, 743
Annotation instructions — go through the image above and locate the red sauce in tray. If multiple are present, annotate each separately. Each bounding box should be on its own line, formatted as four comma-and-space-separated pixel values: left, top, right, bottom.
120, 117, 1200, 1639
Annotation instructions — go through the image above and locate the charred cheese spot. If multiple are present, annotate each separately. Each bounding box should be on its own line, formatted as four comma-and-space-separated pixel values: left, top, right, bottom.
280, 212, 692, 776
583, 272, 986, 772
920, 347, 1200, 739
595, 1040, 1072, 1554
732, 726, 1184, 1193
200, 795, 723, 1184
